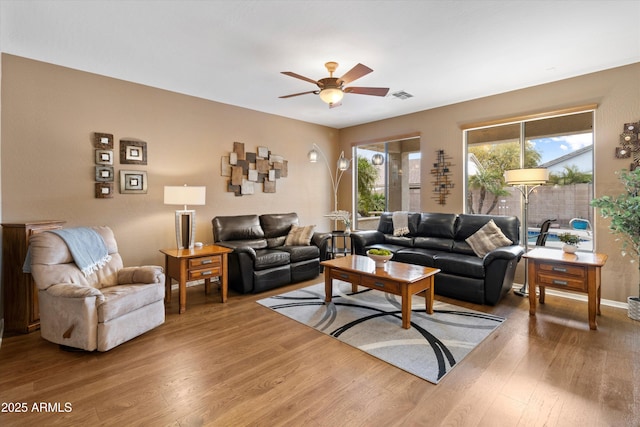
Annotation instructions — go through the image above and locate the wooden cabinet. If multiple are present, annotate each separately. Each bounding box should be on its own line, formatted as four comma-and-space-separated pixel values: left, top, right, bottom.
2, 220, 65, 334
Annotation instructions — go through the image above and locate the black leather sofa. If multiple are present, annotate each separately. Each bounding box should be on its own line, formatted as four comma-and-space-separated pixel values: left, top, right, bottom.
351, 212, 524, 305
212, 213, 330, 294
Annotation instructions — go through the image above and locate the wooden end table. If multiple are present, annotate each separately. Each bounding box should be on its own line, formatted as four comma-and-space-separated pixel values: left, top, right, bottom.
523, 248, 608, 330
321, 255, 440, 329
159, 245, 232, 314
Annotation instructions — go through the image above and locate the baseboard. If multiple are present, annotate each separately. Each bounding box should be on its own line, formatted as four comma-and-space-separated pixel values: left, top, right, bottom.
514, 283, 628, 310
544, 289, 628, 310
170, 278, 220, 291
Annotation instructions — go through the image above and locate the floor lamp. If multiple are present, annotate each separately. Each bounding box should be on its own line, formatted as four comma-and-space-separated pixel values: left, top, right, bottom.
164, 185, 206, 249
308, 143, 352, 214
504, 168, 549, 296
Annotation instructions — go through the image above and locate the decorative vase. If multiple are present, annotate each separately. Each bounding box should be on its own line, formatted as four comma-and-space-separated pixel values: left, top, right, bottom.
344, 226, 351, 235
562, 244, 578, 253
628, 296, 640, 321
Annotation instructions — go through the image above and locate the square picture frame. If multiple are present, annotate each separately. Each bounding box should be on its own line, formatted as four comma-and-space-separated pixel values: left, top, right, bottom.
119, 170, 148, 194
95, 182, 114, 198
95, 150, 114, 165
95, 166, 114, 182
120, 140, 147, 165
93, 132, 114, 149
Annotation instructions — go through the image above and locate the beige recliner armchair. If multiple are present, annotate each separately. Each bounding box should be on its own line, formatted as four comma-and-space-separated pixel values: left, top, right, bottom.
28, 226, 165, 351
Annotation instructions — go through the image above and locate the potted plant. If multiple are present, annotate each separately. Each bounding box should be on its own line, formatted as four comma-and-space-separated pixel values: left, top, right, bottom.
591, 168, 640, 321
557, 232, 581, 253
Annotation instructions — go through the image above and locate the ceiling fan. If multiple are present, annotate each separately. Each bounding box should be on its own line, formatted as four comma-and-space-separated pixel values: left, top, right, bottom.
279, 61, 389, 108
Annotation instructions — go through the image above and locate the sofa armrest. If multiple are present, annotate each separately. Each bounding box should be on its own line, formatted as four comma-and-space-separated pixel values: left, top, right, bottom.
118, 266, 164, 285
45, 283, 105, 304
312, 232, 331, 261
350, 230, 385, 255
482, 245, 525, 265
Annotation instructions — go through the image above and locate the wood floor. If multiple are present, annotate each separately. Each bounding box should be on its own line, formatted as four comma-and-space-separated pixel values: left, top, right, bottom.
1, 276, 638, 426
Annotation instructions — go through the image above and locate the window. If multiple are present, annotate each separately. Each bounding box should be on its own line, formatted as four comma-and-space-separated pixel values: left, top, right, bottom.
353, 137, 421, 230
465, 110, 594, 251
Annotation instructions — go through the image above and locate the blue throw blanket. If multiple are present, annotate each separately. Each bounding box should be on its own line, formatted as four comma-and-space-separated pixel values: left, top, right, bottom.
50, 228, 112, 276
23, 227, 111, 276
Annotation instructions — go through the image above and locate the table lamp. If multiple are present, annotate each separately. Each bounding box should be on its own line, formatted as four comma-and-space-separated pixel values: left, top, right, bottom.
164, 185, 206, 249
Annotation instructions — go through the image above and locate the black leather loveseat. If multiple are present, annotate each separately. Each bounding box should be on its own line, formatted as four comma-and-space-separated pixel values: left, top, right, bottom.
212, 213, 330, 294
351, 212, 524, 305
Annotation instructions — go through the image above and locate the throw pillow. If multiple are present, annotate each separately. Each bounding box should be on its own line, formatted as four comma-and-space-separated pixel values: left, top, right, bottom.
284, 225, 316, 246
465, 219, 512, 257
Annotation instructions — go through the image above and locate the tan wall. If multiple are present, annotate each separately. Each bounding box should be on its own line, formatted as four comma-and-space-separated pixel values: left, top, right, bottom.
340, 62, 640, 303
1, 54, 338, 267
3, 54, 639, 303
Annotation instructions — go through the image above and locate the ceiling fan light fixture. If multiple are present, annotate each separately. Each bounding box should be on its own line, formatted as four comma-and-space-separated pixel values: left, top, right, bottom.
319, 87, 344, 104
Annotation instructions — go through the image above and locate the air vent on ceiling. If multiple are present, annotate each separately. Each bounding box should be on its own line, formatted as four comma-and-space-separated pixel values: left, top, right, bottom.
391, 90, 413, 100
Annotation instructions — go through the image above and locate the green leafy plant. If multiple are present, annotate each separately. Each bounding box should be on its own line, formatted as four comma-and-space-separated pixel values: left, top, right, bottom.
591, 168, 640, 298
557, 232, 581, 246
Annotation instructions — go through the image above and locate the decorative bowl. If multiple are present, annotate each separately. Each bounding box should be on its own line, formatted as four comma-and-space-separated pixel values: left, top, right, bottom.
367, 250, 393, 267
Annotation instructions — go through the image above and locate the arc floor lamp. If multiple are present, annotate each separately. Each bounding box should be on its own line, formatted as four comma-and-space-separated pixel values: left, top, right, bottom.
308, 143, 352, 212
504, 168, 549, 296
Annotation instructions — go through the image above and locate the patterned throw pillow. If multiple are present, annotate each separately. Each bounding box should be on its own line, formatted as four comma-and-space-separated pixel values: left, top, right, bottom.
284, 225, 316, 246
465, 219, 512, 257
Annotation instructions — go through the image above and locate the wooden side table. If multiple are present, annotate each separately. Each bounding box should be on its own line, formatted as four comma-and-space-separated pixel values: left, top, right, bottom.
523, 248, 608, 330
159, 245, 232, 314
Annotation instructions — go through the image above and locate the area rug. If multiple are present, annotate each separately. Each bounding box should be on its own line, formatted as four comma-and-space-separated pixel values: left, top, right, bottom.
257, 281, 505, 384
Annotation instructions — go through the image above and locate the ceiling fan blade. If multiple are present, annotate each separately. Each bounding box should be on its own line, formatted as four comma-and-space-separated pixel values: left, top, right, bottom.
281, 71, 319, 85
344, 87, 390, 97
338, 63, 373, 85
278, 90, 317, 99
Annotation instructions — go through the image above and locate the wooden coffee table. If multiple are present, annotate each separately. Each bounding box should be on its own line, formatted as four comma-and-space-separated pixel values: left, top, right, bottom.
321, 255, 440, 329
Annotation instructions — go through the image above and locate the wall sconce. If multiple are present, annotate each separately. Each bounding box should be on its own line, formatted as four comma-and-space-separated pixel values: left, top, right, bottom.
371, 153, 385, 166
164, 185, 206, 249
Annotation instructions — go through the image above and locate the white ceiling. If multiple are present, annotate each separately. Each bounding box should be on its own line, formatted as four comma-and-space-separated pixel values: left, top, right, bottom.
1, 1, 639, 129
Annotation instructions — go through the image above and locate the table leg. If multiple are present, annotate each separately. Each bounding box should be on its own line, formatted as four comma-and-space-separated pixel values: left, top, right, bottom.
588, 270, 598, 330
529, 284, 537, 316
204, 278, 211, 295
401, 288, 411, 329
221, 253, 228, 303
164, 255, 172, 303
324, 268, 333, 303
179, 278, 186, 314
425, 278, 434, 314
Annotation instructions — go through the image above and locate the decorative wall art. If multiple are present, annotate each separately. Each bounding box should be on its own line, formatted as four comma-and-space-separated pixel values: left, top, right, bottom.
431, 149, 454, 205
93, 132, 115, 198
95, 166, 114, 182
93, 132, 150, 198
119, 170, 148, 194
93, 132, 114, 149
120, 139, 148, 165
95, 182, 114, 198
616, 120, 640, 170
221, 141, 288, 196
95, 150, 114, 165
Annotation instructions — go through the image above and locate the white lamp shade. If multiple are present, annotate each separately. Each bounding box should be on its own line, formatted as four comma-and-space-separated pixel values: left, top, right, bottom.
164, 186, 206, 206
504, 168, 549, 185
308, 148, 318, 163
319, 88, 344, 104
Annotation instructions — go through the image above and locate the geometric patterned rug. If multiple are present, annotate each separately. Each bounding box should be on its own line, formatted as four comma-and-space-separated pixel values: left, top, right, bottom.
257, 281, 505, 384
